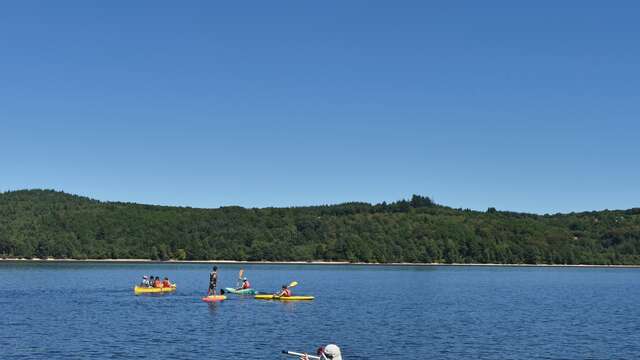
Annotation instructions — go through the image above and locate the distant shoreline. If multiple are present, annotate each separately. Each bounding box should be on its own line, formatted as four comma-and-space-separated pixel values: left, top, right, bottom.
1, 258, 639, 268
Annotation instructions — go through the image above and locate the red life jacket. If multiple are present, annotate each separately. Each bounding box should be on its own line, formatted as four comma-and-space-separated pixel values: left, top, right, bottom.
163, 280, 171, 288
282, 288, 292, 297
242, 281, 251, 289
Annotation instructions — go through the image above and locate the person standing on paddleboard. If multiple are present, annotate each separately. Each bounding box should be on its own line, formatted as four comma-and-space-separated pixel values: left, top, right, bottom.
208, 266, 218, 295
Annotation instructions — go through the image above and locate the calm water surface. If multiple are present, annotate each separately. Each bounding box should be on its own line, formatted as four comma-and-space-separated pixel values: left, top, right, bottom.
1, 263, 639, 359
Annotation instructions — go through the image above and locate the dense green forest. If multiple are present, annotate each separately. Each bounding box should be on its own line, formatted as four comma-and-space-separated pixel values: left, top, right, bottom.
1, 190, 640, 264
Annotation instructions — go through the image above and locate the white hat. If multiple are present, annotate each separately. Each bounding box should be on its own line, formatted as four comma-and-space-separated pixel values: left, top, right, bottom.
323, 344, 341, 360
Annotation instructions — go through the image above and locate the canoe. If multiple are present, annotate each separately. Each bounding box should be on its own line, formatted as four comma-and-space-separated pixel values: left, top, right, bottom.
223, 287, 258, 295
202, 295, 227, 302
134, 284, 176, 294
254, 294, 314, 301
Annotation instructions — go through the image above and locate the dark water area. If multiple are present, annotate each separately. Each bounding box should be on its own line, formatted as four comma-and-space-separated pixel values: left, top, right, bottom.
1, 262, 639, 359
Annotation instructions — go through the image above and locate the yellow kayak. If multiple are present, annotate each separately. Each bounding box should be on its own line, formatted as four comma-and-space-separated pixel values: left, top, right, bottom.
134, 284, 176, 294
255, 294, 314, 301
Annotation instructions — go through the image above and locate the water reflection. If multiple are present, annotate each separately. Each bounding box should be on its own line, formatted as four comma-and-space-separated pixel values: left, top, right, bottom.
205, 301, 222, 315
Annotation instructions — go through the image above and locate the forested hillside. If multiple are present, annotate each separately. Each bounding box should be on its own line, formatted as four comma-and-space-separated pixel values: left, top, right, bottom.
1, 190, 639, 264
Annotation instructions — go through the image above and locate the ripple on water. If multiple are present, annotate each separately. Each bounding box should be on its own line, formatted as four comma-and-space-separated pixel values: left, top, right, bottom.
1, 263, 640, 359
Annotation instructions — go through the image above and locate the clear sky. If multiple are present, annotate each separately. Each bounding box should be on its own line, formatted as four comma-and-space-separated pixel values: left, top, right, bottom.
1, 1, 639, 213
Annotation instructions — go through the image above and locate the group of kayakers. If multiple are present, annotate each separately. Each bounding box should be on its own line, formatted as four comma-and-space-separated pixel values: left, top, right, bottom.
136, 266, 340, 358
140, 275, 173, 288
203, 267, 339, 359
207, 266, 292, 297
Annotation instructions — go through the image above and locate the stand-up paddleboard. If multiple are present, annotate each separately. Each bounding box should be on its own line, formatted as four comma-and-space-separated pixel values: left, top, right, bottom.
202, 295, 226, 302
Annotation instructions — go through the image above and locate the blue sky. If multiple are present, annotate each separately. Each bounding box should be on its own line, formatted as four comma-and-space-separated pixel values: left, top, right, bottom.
1, 1, 639, 213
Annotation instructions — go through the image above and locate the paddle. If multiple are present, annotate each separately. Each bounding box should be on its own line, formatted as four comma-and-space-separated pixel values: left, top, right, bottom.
281, 350, 321, 360
237, 269, 244, 289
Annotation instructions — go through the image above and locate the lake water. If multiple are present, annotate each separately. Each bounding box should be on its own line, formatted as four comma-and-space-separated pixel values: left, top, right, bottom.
1, 263, 639, 359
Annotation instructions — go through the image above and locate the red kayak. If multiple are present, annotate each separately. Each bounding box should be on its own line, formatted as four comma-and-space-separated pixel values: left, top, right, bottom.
202, 295, 227, 302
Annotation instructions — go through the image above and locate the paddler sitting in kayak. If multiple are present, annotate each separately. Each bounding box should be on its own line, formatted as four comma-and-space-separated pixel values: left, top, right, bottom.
141, 276, 151, 287
237, 277, 251, 290
276, 284, 292, 297
153, 276, 162, 288
162, 277, 172, 288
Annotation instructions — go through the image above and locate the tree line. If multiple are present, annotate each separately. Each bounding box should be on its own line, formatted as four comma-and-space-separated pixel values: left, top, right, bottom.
1, 189, 639, 265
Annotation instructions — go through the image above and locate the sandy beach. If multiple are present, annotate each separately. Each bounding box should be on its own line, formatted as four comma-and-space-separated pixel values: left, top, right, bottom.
1, 257, 639, 268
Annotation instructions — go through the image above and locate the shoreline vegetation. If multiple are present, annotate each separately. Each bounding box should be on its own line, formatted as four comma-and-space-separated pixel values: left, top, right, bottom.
2, 189, 640, 265
1, 257, 640, 268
